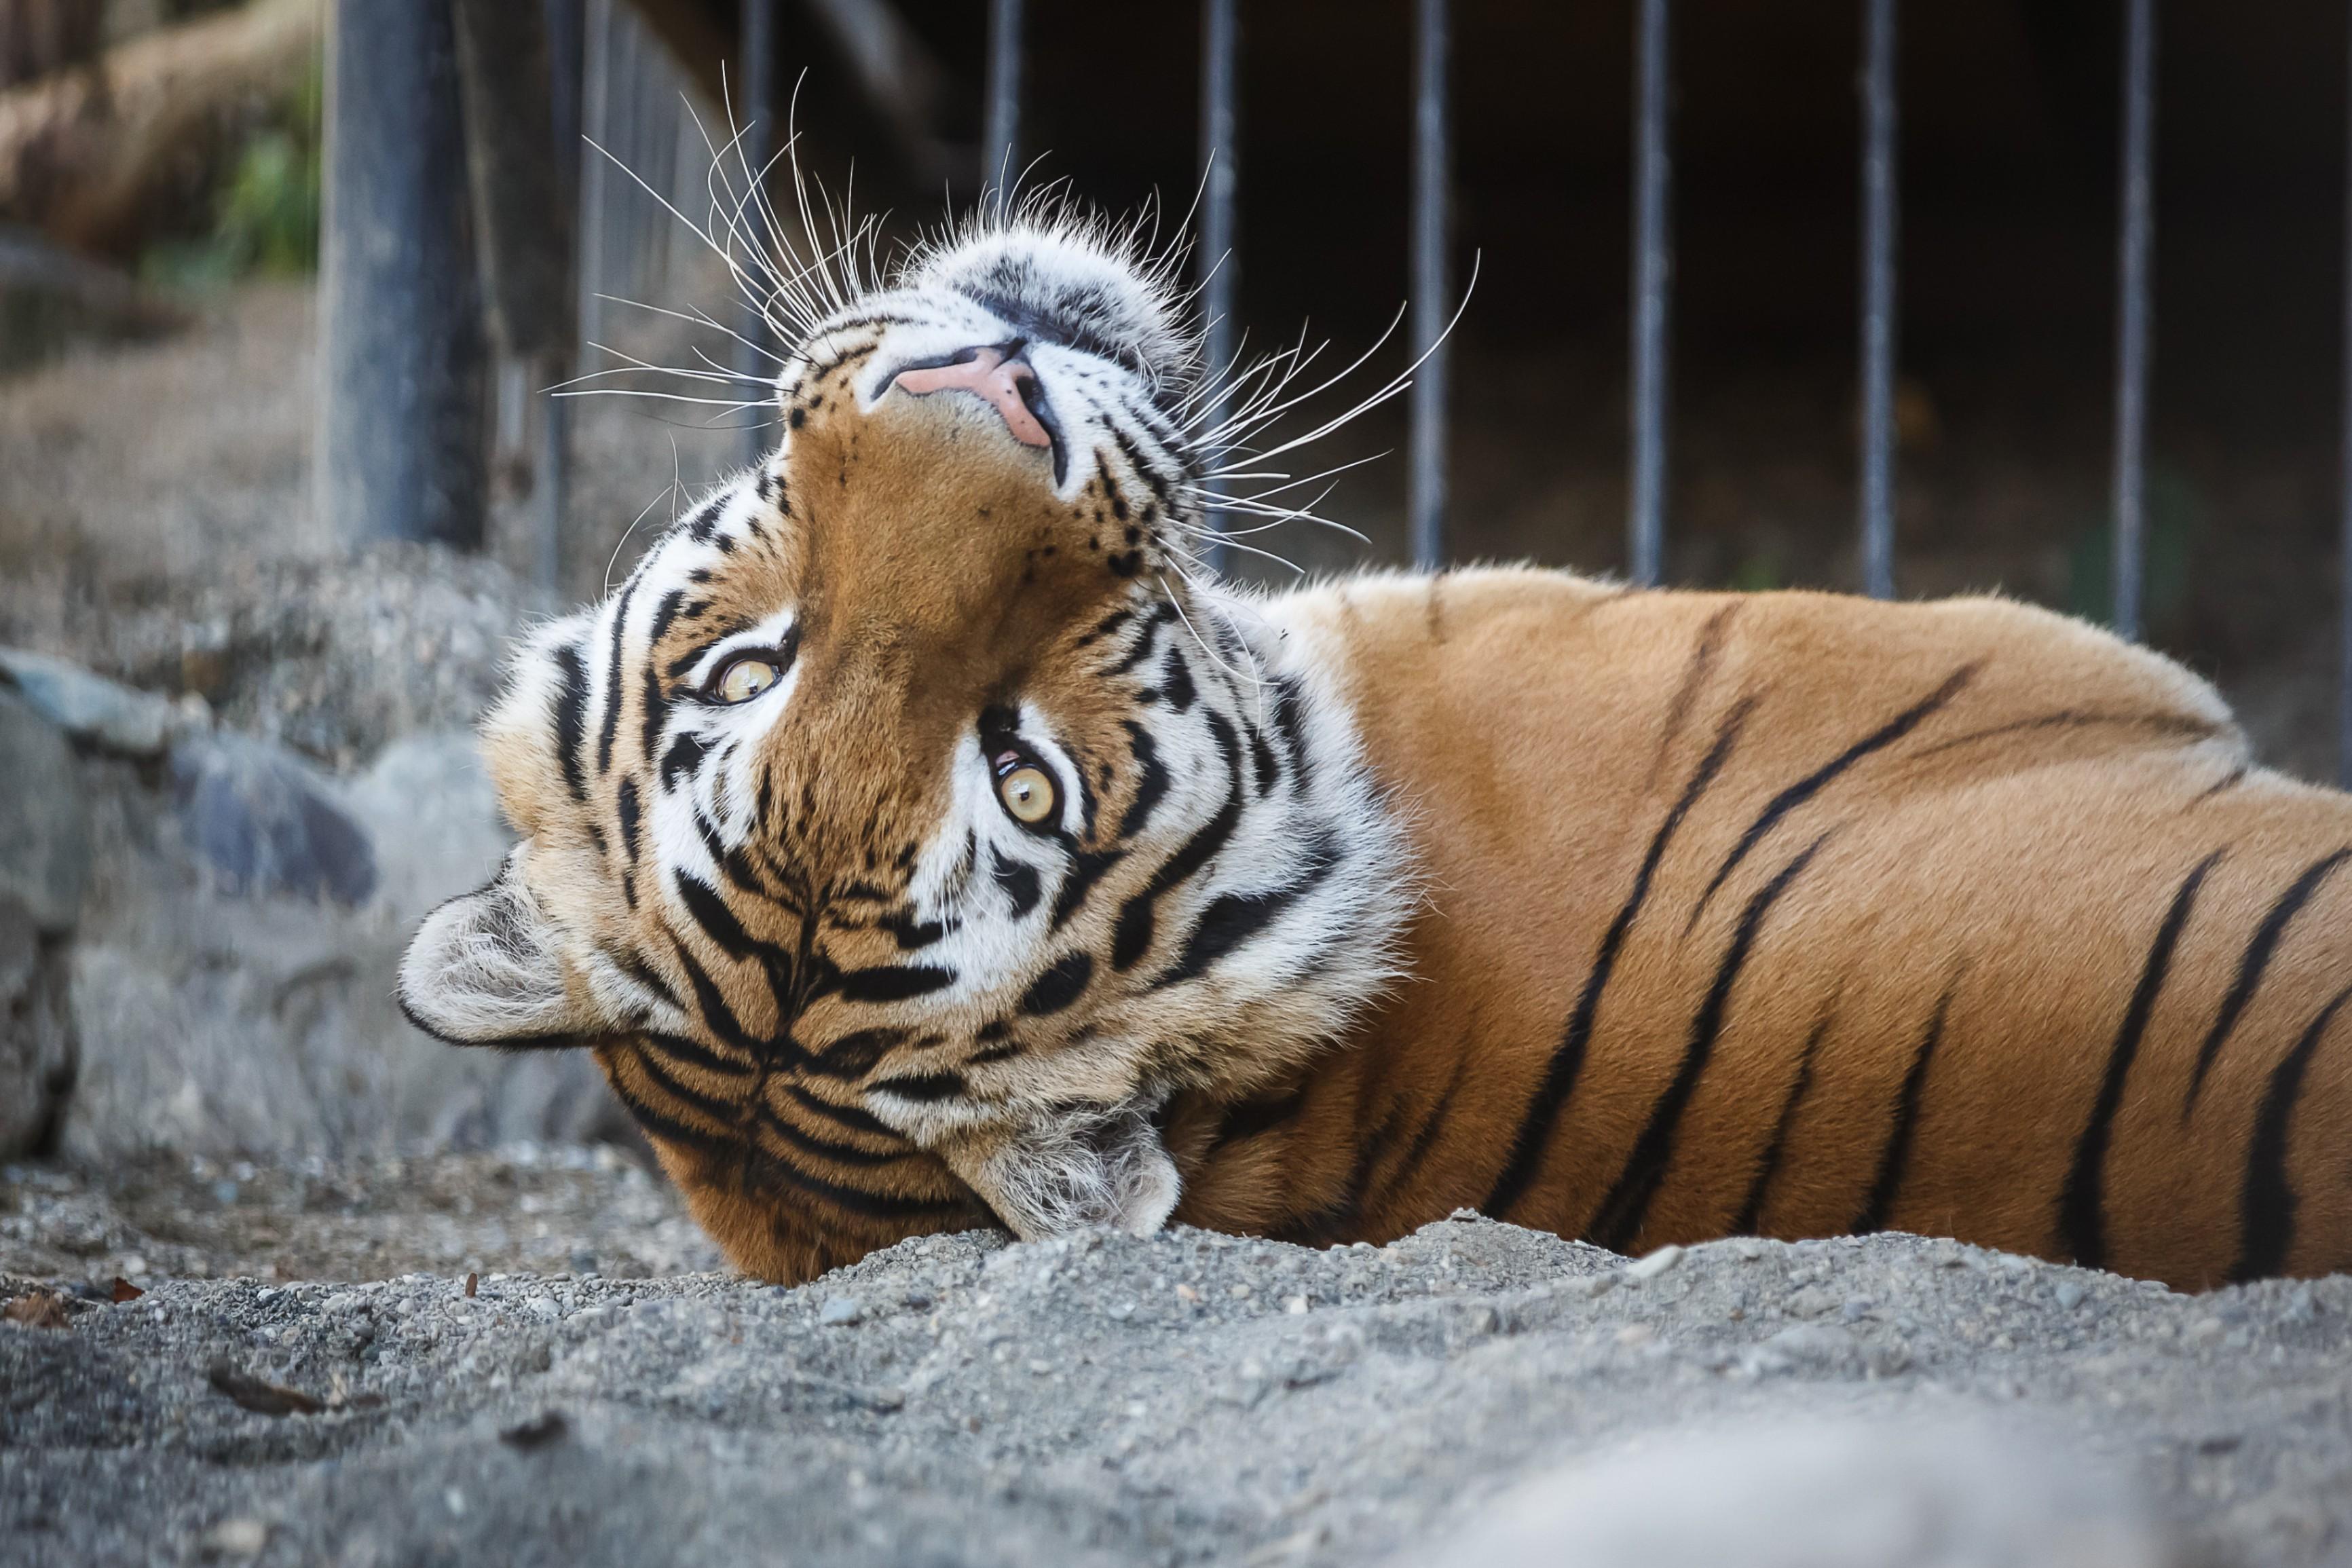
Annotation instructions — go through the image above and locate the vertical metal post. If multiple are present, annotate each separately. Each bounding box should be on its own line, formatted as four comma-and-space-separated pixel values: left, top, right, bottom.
2111, 0, 2158, 642
2339, 0, 2352, 785
1628, 0, 1673, 587
1198, 0, 1241, 571
576, 0, 611, 358
984, 0, 1024, 206
540, 0, 582, 593
738, 0, 779, 467
318, 0, 487, 550
1408, 0, 1451, 572
1859, 0, 1899, 601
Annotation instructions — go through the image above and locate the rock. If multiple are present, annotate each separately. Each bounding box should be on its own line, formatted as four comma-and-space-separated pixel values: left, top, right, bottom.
819, 1296, 863, 1326
0, 893, 75, 1156
170, 732, 377, 906
0, 646, 179, 756
1422, 1417, 2168, 1568
0, 688, 88, 933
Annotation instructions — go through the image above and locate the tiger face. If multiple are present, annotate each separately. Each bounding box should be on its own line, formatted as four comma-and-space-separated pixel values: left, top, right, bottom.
398, 221, 1408, 1280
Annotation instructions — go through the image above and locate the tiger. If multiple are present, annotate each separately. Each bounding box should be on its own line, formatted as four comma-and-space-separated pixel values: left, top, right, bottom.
398, 212, 2352, 1292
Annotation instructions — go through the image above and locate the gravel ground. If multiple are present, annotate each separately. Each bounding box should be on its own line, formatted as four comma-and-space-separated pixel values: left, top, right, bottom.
6, 1155, 2352, 1567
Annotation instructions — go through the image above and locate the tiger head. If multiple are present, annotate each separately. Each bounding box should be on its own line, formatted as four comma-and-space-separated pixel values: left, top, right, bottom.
397, 217, 1408, 1281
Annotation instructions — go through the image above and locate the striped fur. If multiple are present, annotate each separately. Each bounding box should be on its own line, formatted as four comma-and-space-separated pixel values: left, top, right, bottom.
402, 221, 2352, 1289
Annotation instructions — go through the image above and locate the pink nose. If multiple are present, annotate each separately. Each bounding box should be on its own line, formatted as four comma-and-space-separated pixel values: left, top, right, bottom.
889, 346, 1053, 450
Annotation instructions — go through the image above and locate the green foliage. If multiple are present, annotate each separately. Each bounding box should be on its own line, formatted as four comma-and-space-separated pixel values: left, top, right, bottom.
141, 65, 320, 290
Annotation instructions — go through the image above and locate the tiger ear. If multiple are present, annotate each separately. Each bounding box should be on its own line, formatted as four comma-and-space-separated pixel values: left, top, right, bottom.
398, 853, 599, 1047
943, 1100, 1182, 1242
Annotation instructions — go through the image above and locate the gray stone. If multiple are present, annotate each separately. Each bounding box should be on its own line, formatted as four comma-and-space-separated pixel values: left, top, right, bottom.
0, 893, 73, 1155
0, 646, 179, 756
58, 733, 612, 1160
0, 688, 88, 933
1426, 1417, 2167, 1568
170, 733, 377, 906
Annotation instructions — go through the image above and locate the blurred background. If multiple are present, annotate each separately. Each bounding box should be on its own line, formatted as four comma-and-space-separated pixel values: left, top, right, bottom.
2, 0, 2348, 1178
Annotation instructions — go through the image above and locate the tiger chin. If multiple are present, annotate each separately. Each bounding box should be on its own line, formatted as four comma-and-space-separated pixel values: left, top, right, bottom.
402, 214, 2352, 1292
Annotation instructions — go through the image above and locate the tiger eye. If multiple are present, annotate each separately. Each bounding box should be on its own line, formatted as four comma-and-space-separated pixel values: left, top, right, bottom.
713, 656, 779, 704
997, 765, 1056, 825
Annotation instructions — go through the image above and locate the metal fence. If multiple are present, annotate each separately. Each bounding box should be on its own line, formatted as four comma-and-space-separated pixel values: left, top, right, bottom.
561, 3, 2352, 781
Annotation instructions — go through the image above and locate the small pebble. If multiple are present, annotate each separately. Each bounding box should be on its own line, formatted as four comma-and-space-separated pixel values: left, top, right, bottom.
818, 1296, 863, 1326
1625, 1245, 1683, 1282
1284, 1295, 1309, 1315
2055, 1281, 2087, 1311
198, 1518, 268, 1558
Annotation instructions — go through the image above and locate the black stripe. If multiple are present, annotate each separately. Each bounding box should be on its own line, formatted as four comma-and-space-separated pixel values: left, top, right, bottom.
1686, 664, 1977, 934
660, 732, 711, 794
606, 1077, 736, 1159
616, 777, 642, 865
880, 910, 946, 950
1248, 722, 1281, 796
2185, 848, 2352, 1114
834, 964, 957, 1004
1649, 602, 1738, 787
752, 1102, 905, 1169
1850, 982, 1959, 1235
2060, 851, 2221, 1269
783, 1081, 897, 1138
1051, 848, 1125, 930
672, 941, 800, 1070
1211, 1084, 1313, 1150
870, 1071, 966, 1102
1584, 834, 1829, 1254
2228, 982, 2352, 1282
639, 593, 686, 762
1020, 950, 1095, 1015
807, 1027, 905, 1079
595, 578, 639, 775
1269, 677, 1312, 789
1113, 711, 1244, 971
992, 851, 1042, 918
1104, 604, 1173, 677
628, 1040, 746, 1127
1155, 832, 1342, 989
549, 642, 591, 802
1117, 722, 1170, 840
675, 873, 757, 960
1483, 696, 1757, 1218
639, 1029, 755, 1081
1379, 1060, 1468, 1209
1730, 1003, 1835, 1235
1160, 647, 1197, 712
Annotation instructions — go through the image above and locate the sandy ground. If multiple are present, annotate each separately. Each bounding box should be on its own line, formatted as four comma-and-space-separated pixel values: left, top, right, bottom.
6, 1160, 2352, 1567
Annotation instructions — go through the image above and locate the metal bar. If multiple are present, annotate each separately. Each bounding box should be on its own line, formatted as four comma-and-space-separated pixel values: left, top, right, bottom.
2111, 0, 2158, 641
576, 0, 610, 355
1859, 0, 1899, 600
318, 0, 487, 550
738, 0, 779, 466
1198, 0, 1240, 571
984, 0, 1024, 206
2340, 0, 2352, 785
538, 0, 583, 593
1628, 0, 1673, 587
1408, 0, 1451, 572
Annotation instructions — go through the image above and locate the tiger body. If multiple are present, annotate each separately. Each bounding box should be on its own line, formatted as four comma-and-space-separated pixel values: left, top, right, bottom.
1169, 568, 2352, 1291
397, 218, 2352, 1291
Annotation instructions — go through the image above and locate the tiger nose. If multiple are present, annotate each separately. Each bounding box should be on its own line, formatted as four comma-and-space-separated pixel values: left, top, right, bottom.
889, 345, 1054, 450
